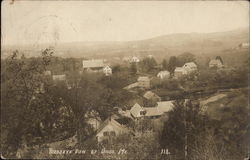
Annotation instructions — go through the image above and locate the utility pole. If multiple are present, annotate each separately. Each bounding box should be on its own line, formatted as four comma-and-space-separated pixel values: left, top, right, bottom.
184, 99, 188, 159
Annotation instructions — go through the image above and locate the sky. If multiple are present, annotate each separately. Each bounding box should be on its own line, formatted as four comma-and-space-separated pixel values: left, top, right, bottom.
1, 0, 249, 45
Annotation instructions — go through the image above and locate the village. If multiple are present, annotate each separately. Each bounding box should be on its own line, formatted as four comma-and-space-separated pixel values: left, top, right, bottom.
3, 39, 246, 159
1, 1, 249, 159
42, 53, 224, 142
0, 38, 248, 159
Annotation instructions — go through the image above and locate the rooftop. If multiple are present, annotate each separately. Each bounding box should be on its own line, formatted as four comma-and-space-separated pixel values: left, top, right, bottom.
144, 107, 162, 117
130, 103, 144, 117
138, 76, 150, 82
183, 62, 197, 68
82, 59, 104, 68
157, 101, 175, 113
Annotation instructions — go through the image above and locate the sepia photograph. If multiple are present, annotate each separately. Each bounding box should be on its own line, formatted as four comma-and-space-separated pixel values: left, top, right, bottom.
1, 0, 249, 159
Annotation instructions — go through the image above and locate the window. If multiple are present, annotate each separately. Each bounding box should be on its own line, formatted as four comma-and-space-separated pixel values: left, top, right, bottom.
140, 110, 146, 115
103, 131, 109, 136
110, 131, 116, 136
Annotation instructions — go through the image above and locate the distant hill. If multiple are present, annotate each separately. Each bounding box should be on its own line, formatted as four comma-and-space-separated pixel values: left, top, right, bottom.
2, 27, 249, 60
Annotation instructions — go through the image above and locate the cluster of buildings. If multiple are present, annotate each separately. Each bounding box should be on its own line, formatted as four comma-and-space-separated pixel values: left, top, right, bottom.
156, 57, 224, 80
80, 56, 226, 142
129, 101, 174, 119
39, 55, 226, 144
91, 95, 175, 142
43, 59, 113, 86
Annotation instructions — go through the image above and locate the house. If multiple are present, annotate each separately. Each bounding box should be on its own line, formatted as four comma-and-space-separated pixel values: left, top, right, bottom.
96, 118, 129, 142
157, 71, 170, 79
174, 67, 188, 78
174, 62, 197, 78
82, 59, 105, 72
130, 56, 140, 63
44, 70, 52, 76
103, 66, 112, 76
182, 62, 197, 73
209, 59, 223, 68
239, 42, 250, 49
137, 76, 150, 88
123, 82, 139, 90
52, 74, 66, 81
144, 107, 162, 119
123, 77, 150, 90
148, 55, 153, 59
122, 56, 130, 62
156, 101, 175, 113
143, 91, 161, 102
130, 103, 146, 119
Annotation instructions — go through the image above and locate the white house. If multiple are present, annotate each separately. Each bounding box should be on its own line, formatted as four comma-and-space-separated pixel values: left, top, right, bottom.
103, 66, 112, 76
239, 42, 250, 49
174, 62, 197, 78
96, 118, 129, 142
174, 67, 188, 78
130, 103, 146, 119
130, 56, 140, 63
182, 62, 198, 73
157, 71, 170, 79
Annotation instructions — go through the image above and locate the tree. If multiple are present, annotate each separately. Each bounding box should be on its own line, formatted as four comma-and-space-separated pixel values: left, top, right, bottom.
1, 48, 62, 157
212, 93, 250, 160
167, 56, 178, 74
160, 100, 208, 159
130, 62, 137, 75
139, 57, 157, 73
112, 65, 121, 74
162, 59, 168, 70
177, 52, 196, 66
